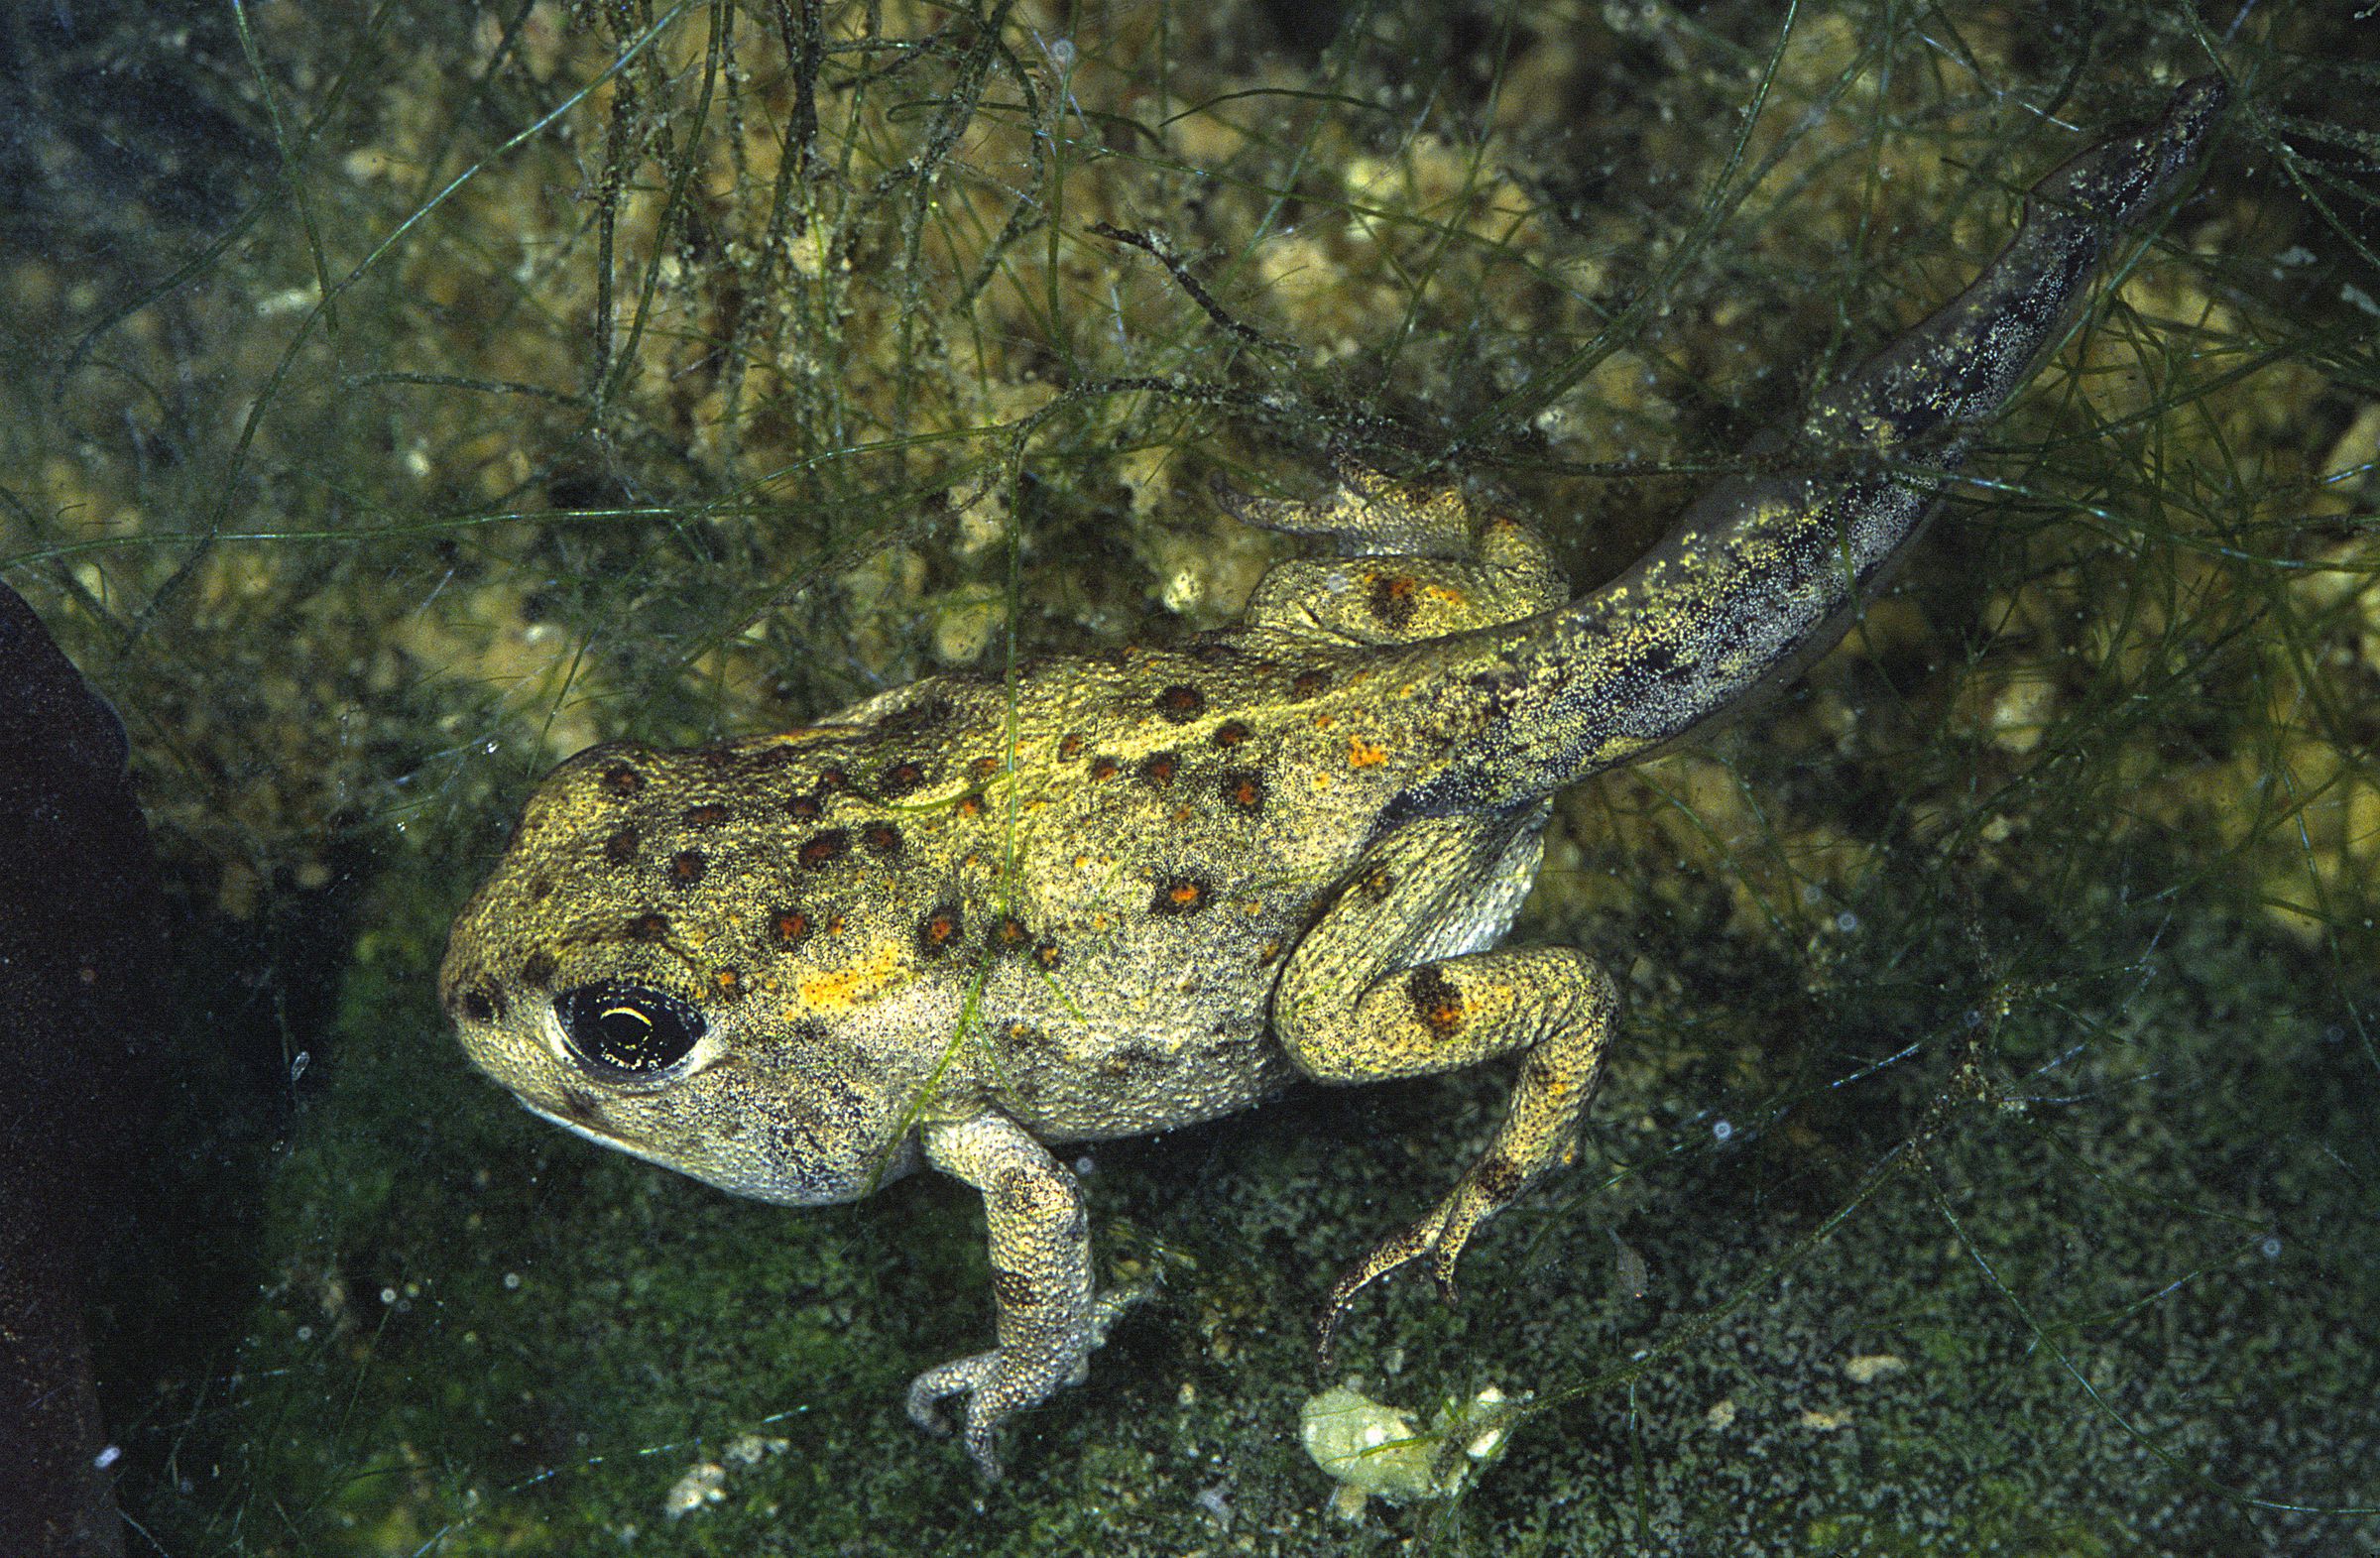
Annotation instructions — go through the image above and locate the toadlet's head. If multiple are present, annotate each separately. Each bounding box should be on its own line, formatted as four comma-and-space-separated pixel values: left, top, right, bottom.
437, 736, 939, 1204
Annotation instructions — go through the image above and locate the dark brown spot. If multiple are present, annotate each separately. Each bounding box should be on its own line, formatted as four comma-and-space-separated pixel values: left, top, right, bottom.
1058, 732, 1086, 760
603, 826, 640, 866
1033, 940, 1062, 970
1367, 570, 1419, 630
799, 829, 851, 869
971, 756, 1003, 779
712, 967, 743, 997
1469, 665, 1525, 716
992, 914, 1031, 951
626, 912, 670, 943
1212, 720, 1251, 749
521, 950, 558, 988
816, 767, 852, 792
1191, 639, 1236, 665
1356, 867, 1395, 903
1476, 1153, 1524, 1204
528, 877, 554, 902
557, 1088, 605, 1127
1100, 1043, 1170, 1080
875, 695, 955, 739
599, 762, 645, 798
957, 793, 985, 818
459, 983, 498, 1024
863, 823, 903, 857
1218, 769, 1265, 815
776, 1120, 828, 1158
1155, 683, 1207, 723
786, 792, 825, 821
993, 1268, 1039, 1309
916, 902, 964, 955
1290, 667, 1331, 700
682, 802, 731, 828
1150, 876, 1211, 915
879, 761, 926, 798
667, 848, 707, 887
770, 908, 814, 949
1089, 756, 1123, 781
1408, 967, 1465, 1038
1138, 752, 1179, 789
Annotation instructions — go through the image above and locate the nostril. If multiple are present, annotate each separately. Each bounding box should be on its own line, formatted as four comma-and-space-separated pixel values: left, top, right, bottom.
458, 982, 500, 1025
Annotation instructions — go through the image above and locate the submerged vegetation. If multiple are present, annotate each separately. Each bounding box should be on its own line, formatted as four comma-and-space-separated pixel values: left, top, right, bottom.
0, 1, 2372, 1552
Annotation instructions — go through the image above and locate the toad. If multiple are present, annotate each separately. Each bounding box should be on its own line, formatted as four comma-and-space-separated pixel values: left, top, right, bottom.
441, 77, 2223, 1476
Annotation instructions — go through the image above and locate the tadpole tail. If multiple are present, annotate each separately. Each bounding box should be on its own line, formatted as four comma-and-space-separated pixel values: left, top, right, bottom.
1389, 76, 2227, 823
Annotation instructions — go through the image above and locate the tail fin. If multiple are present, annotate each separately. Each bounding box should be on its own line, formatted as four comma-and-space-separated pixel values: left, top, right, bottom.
1394, 76, 2226, 820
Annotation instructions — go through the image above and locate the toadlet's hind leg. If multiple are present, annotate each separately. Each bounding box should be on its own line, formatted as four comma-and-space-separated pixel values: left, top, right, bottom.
1216, 461, 1569, 647
1272, 807, 1619, 1363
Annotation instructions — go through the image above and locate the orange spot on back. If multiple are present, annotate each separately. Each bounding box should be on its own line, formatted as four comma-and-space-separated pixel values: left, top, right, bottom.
797, 945, 905, 1011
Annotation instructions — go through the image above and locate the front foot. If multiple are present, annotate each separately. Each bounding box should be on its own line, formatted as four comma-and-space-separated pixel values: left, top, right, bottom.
904, 1349, 1016, 1480
904, 1281, 1150, 1480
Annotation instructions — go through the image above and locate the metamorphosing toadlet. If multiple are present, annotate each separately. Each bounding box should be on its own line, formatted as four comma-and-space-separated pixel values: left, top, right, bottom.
441, 76, 2226, 1477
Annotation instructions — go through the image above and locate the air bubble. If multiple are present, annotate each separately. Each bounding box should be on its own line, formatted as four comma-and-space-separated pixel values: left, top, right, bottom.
1712, 1119, 1733, 1143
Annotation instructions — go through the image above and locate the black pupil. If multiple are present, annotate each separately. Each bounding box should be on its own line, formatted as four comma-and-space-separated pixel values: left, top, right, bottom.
555, 984, 703, 1073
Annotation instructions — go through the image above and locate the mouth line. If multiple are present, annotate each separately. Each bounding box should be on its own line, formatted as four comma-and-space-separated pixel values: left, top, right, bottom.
522, 1098, 631, 1151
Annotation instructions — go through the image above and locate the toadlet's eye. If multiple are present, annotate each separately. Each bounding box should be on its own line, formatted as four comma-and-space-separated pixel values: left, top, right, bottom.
554, 983, 705, 1074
